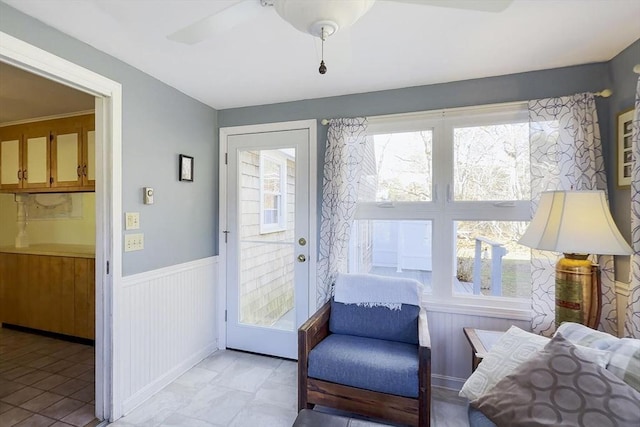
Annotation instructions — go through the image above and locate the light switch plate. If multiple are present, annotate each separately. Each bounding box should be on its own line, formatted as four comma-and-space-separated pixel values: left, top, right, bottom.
124, 233, 144, 252
125, 212, 140, 230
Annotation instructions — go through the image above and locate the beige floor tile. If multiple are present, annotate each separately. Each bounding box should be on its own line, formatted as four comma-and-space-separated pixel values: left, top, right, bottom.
0, 380, 26, 399
20, 391, 65, 412
41, 360, 75, 374
58, 364, 93, 380
0, 406, 32, 426
60, 404, 96, 427
40, 398, 84, 420
2, 366, 36, 381
32, 374, 70, 391
50, 379, 91, 397
14, 370, 53, 386
69, 384, 94, 403
0, 385, 44, 406
26, 356, 60, 370
0, 401, 14, 415
14, 413, 57, 427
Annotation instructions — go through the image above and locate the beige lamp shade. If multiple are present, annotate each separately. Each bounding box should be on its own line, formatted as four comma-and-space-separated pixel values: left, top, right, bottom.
518, 190, 632, 255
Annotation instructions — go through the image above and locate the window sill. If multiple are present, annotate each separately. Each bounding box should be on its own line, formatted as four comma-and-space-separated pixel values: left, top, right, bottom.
422, 295, 533, 321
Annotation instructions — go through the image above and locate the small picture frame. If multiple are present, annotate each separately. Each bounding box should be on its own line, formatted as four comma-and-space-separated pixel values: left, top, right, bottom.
179, 154, 194, 182
617, 108, 634, 187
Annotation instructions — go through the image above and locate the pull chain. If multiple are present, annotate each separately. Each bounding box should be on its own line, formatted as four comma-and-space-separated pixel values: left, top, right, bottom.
318, 27, 327, 74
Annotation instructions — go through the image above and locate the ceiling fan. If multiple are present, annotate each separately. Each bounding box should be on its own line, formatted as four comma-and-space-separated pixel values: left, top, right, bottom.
168, 0, 513, 74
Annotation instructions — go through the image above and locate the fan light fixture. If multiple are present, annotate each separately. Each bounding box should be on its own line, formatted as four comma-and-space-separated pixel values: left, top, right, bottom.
271, 0, 375, 74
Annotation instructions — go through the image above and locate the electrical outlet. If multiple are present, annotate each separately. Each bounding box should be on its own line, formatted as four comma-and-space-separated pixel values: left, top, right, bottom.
125, 212, 140, 230
124, 233, 144, 252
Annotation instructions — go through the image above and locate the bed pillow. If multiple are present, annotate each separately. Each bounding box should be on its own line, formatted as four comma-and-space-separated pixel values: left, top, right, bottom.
459, 326, 549, 401
459, 326, 612, 401
606, 338, 640, 392
556, 321, 619, 350
471, 333, 640, 427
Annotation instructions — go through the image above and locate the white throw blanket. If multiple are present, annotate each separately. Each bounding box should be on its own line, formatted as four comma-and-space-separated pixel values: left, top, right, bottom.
333, 273, 424, 310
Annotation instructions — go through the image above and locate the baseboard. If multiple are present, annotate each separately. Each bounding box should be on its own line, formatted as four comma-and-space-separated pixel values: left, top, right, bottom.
121, 343, 218, 415
431, 373, 466, 392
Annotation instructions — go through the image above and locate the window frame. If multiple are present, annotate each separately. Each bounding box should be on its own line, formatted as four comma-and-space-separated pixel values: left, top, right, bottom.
356, 102, 532, 313
259, 154, 287, 234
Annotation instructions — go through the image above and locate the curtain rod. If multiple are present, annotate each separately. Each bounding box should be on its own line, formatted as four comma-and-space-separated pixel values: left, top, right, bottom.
320, 89, 613, 125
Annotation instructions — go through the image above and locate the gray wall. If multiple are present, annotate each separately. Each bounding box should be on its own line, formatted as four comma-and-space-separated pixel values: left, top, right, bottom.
606, 39, 640, 281
0, 3, 219, 276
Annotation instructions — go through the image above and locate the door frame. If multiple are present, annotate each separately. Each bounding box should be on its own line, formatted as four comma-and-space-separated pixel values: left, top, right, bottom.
0, 32, 122, 421
219, 120, 317, 351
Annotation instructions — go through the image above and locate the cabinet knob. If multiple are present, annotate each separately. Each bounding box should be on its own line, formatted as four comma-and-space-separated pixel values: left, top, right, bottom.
23, 170, 27, 180
83, 165, 87, 176
77, 165, 82, 177
17, 170, 22, 180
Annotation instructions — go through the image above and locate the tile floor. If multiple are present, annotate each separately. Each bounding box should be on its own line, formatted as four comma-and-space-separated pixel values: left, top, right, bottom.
109, 348, 471, 427
0, 327, 99, 427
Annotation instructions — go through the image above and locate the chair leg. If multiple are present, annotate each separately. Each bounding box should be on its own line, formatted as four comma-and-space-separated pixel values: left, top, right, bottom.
418, 348, 431, 427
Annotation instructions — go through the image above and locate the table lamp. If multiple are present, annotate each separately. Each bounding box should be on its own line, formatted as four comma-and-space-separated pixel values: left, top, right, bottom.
518, 190, 633, 328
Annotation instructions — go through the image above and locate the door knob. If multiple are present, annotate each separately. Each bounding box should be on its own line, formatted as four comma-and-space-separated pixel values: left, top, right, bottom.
297, 254, 306, 263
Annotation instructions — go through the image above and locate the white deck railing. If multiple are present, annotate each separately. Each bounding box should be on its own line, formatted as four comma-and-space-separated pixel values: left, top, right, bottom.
473, 237, 508, 296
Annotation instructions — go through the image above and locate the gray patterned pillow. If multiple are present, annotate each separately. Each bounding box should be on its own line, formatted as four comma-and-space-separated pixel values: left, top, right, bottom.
471, 333, 640, 427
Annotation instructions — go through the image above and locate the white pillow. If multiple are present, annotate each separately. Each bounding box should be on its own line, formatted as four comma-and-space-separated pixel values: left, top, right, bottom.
459, 326, 612, 401
459, 326, 549, 401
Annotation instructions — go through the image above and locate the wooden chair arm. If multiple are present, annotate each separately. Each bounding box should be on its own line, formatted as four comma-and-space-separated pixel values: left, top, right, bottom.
299, 300, 331, 354
418, 307, 431, 349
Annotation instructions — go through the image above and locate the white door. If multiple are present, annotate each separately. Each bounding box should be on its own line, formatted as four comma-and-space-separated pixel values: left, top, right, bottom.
225, 128, 310, 359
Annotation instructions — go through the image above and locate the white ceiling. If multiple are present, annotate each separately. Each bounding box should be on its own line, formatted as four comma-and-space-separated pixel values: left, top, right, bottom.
3, 0, 640, 110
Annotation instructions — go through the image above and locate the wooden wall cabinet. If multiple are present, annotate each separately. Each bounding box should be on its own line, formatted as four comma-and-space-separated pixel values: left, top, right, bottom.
0, 253, 95, 339
0, 126, 50, 190
0, 114, 95, 193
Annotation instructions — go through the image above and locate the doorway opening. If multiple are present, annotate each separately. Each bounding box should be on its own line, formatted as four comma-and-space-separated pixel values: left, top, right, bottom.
1, 31, 122, 422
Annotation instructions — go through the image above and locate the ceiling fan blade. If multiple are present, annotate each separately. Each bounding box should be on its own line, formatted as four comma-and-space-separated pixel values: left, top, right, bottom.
387, 0, 513, 13
168, 0, 267, 44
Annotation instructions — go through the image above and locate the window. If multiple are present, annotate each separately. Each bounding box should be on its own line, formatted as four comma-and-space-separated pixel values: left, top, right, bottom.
260, 154, 287, 233
348, 103, 532, 309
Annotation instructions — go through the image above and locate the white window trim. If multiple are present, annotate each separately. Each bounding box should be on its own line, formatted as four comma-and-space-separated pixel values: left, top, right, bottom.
259, 153, 287, 234
358, 101, 533, 313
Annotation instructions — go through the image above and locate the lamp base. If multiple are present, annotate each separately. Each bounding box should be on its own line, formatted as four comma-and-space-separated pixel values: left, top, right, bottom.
555, 253, 601, 329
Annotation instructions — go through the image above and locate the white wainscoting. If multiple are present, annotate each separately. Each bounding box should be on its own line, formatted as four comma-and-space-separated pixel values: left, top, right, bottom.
116, 256, 218, 416
426, 308, 529, 391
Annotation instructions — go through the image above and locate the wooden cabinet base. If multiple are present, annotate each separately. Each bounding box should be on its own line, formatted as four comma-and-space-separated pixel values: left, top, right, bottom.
1, 322, 94, 346
0, 253, 95, 339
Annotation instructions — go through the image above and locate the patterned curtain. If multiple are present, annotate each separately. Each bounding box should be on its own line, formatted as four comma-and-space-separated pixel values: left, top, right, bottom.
316, 118, 368, 307
626, 76, 640, 338
528, 93, 615, 336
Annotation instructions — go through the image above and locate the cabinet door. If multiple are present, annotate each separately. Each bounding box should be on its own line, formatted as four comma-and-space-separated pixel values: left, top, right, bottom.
0, 128, 23, 189
83, 122, 96, 187
51, 125, 83, 187
0, 253, 28, 325
74, 258, 95, 339
23, 127, 51, 189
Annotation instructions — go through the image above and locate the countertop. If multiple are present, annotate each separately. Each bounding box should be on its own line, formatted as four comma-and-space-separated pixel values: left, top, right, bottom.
0, 244, 95, 258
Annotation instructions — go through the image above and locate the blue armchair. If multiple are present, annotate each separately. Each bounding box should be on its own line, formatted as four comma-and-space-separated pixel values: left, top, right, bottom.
298, 274, 431, 427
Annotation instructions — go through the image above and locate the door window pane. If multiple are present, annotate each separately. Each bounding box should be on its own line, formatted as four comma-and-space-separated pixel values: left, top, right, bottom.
454, 123, 530, 201
360, 131, 433, 202
455, 221, 531, 299
238, 148, 296, 330
349, 220, 433, 293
